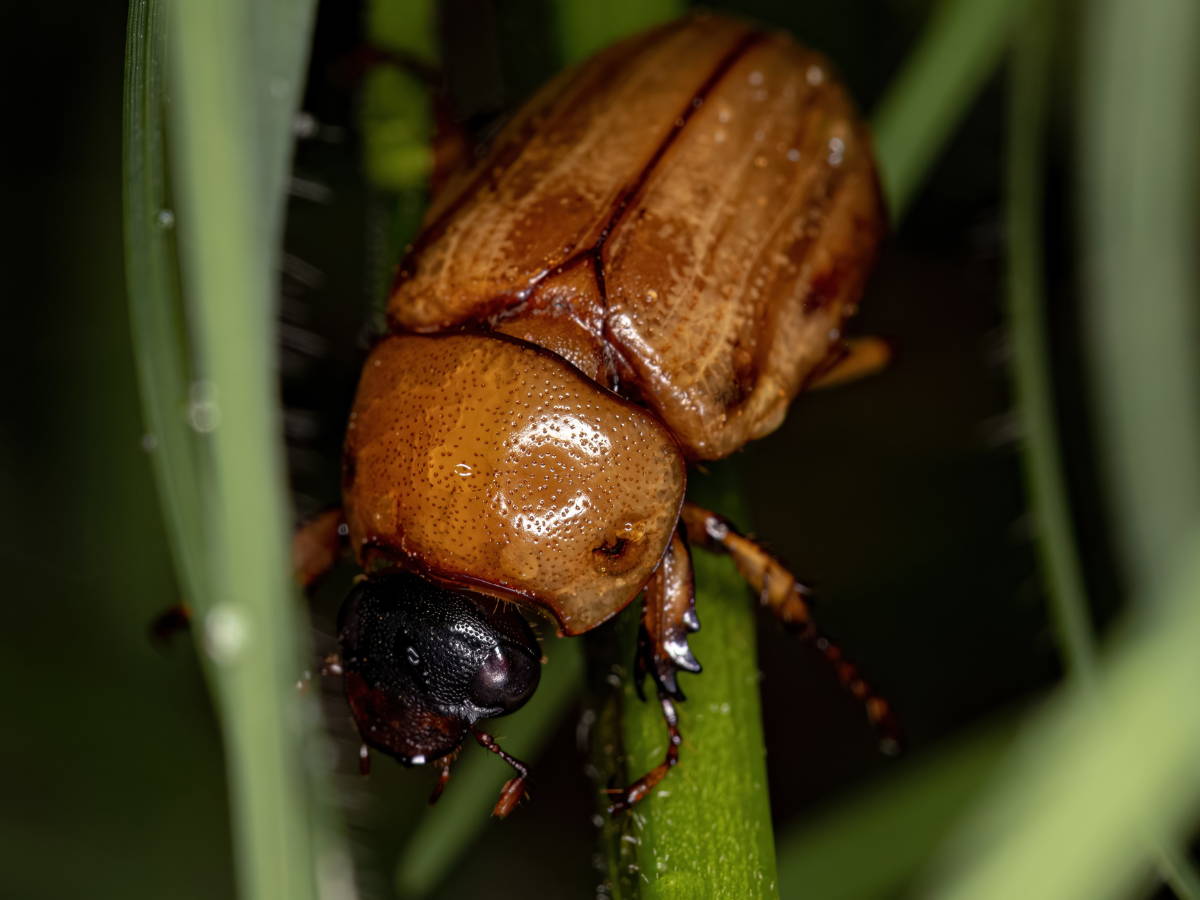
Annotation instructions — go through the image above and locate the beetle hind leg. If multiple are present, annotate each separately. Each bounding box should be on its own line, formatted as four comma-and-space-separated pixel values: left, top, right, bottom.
806, 336, 892, 392
681, 502, 902, 753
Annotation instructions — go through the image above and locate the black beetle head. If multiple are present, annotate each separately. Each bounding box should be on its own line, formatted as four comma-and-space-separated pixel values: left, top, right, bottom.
336, 573, 541, 765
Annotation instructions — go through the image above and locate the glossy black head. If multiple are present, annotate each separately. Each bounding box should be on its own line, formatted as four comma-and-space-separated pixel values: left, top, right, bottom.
337, 573, 541, 765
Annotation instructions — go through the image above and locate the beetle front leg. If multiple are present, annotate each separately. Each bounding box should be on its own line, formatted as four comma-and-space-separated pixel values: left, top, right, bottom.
636, 528, 701, 700
681, 503, 902, 752
607, 693, 682, 815
610, 527, 697, 813
293, 507, 346, 590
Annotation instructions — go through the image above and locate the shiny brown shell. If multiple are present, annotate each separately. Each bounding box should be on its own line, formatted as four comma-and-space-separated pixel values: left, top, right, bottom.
388, 12, 884, 460
343, 333, 686, 635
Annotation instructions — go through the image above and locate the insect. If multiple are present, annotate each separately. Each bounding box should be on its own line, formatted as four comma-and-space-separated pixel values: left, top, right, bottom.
298, 12, 894, 818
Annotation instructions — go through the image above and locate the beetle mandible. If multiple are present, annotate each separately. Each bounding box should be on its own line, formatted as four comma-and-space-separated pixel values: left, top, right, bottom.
299, 12, 894, 817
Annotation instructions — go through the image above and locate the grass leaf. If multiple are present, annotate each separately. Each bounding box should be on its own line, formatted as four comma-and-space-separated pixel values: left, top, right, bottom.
872, 0, 1032, 219
123, 1, 339, 898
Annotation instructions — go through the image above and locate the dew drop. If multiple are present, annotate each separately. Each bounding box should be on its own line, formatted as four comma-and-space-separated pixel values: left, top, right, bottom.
155, 209, 175, 229
827, 136, 845, 167
293, 111, 318, 139
204, 604, 248, 664
188, 380, 220, 432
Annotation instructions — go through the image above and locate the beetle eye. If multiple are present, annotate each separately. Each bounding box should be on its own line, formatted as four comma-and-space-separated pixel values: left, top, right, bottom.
469, 641, 540, 714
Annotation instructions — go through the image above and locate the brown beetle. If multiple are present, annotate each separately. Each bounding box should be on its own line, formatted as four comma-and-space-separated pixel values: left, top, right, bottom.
299, 12, 893, 817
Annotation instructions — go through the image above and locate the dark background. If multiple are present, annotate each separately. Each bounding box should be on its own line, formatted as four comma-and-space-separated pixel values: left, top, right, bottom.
1, 1, 1103, 897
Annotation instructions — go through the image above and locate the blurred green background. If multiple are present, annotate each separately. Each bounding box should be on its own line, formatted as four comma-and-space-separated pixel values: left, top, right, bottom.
4, 0, 1197, 898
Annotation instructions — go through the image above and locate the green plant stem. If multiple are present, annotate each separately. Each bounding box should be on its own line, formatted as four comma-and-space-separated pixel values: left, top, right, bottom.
596, 467, 778, 899
872, 0, 1032, 219
362, 0, 435, 325
164, 1, 324, 899
550, 0, 679, 61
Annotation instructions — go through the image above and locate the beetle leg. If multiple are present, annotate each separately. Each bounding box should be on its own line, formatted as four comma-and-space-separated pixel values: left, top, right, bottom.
427, 746, 466, 805
428, 762, 454, 805
607, 694, 682, 815
471, 728, 531, 818
807, 336, 891, 391
637, 528, 701, 701
293, 507, 346, 590
680, 504, 815, 632
610, 529, 696, 813
681, 503, 902, 753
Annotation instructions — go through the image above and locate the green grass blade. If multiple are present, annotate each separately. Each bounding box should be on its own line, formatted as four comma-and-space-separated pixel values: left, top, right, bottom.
1007, 6, 1200, 894
924, 536, 1200, 900
1005, 0, 1098, 685
1078, 0, 1200, 594
777, 722, 1016, 900
249, 0, 317, 249
919, 0, 1200, 896
161, 1, 327, 898
872, 0, 1032, 219
122, 0, 207, 606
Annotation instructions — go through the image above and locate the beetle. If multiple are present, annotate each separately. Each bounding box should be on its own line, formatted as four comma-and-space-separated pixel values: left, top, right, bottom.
297, 12, 895, 817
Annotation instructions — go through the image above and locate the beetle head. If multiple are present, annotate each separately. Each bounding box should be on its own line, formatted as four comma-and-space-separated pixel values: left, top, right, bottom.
337, 573, 541, 765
